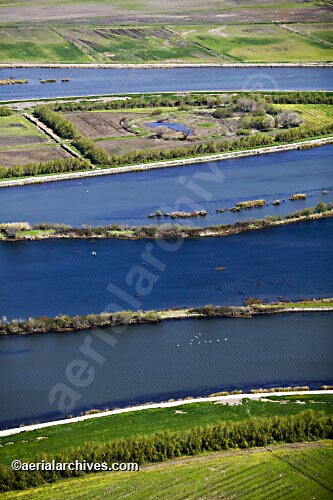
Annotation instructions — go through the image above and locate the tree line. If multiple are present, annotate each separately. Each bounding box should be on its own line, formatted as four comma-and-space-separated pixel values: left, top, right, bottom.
34, 105, 78, 139
0, 158, 90, 180
51, 92, 333, 113
0, 410, 332, 492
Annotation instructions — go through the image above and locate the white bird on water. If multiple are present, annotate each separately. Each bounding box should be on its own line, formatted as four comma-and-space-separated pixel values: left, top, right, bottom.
92, 251, 97, 256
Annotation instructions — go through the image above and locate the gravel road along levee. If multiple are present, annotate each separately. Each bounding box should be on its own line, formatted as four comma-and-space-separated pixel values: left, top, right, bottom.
1, 136, 332, 188
0, 390, 332, 438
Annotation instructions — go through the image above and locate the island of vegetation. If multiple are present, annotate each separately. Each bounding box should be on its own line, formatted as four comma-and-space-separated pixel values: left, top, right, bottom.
2, 298, 332, 336
1, 203, 332, 241
0, 91, 332, 184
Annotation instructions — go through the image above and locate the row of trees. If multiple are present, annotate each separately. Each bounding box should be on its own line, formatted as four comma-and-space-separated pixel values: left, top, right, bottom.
275, 121, 333, 142
0, 411, 332, 492
96, 132, 275, 168
71, 136, 110, 165
34, 105, 78, 139
52, 92, 333, 113
0, 158, 90, 179
271, 92, 333, 104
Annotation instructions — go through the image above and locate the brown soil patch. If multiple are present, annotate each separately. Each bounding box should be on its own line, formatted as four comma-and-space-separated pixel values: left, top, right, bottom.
96, 136, 192, 154
65, 111, 150, 139
0, 3, 332, 24
0, 146, 70, 167
0, 135, 47, 148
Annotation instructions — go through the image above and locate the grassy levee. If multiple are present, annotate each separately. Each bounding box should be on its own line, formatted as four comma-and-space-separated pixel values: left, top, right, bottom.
0, 396, 332, 468
2, 441, 333, 499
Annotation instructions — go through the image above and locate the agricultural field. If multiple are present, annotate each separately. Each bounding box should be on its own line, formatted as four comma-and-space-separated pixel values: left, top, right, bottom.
0, 115, 48, 148
0, 145, 71, 167
4, 441, 333, 500
0, 395, 332, 468
65, 107, 238, 154
0, 0, 332, 25
278, 104, 333, 127
0, 114, 71, 167
57, 27, 219, 63
0, 27, 91, 63
65, 111, 150, 139
291, 23, 333, 46
175, 24, 333, 62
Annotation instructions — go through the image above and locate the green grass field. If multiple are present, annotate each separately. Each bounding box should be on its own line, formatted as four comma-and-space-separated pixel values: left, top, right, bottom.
57, 27, 218, 63
292, 23, 333, 46
0, 21, 332, 64
0, 114, 49, 150
0, 115, 45, 138
279, 104, 333, 127
0, 395, 332, 467
0, 27, 91, 63
3, 441, 333, 500
175, 24, 333, 62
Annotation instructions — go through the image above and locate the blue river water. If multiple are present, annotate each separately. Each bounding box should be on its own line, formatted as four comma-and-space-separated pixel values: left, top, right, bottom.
1, 67, 333, 100
0, 218, 332, 321
0, 313, 332, 428
1, 145, 332, 227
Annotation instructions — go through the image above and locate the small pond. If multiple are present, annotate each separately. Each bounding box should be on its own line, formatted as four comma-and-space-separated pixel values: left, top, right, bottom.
145, 121, 193, 135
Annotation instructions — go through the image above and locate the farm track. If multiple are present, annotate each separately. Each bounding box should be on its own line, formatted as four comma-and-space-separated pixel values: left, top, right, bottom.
279, 24, 333, 49
163, 26, 232, 62
51, 27, 99, 63
22, 113, 81, 159
1, 390, 332, 438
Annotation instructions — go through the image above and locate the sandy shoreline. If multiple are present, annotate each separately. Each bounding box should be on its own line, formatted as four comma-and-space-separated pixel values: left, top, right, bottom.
1, 62, 333, 69
1, 136, 332, 188
0, 389, 332, 437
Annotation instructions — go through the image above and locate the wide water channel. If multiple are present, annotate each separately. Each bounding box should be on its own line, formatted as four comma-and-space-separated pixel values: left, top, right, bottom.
0, 313, 332, 428
1, 145, 332, 227
0, 218, 332, 321
1, 67, 333, 100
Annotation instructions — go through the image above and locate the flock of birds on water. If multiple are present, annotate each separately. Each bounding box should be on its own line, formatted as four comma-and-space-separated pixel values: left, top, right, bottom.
176, 333, 228, 348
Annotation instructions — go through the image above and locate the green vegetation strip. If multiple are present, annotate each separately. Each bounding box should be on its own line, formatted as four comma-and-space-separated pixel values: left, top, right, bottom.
1, 395, 332, 468
1, 204, 332, 242
3, 441, 333, 500
1, 296, 332, 336
1, 409, 332, 492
